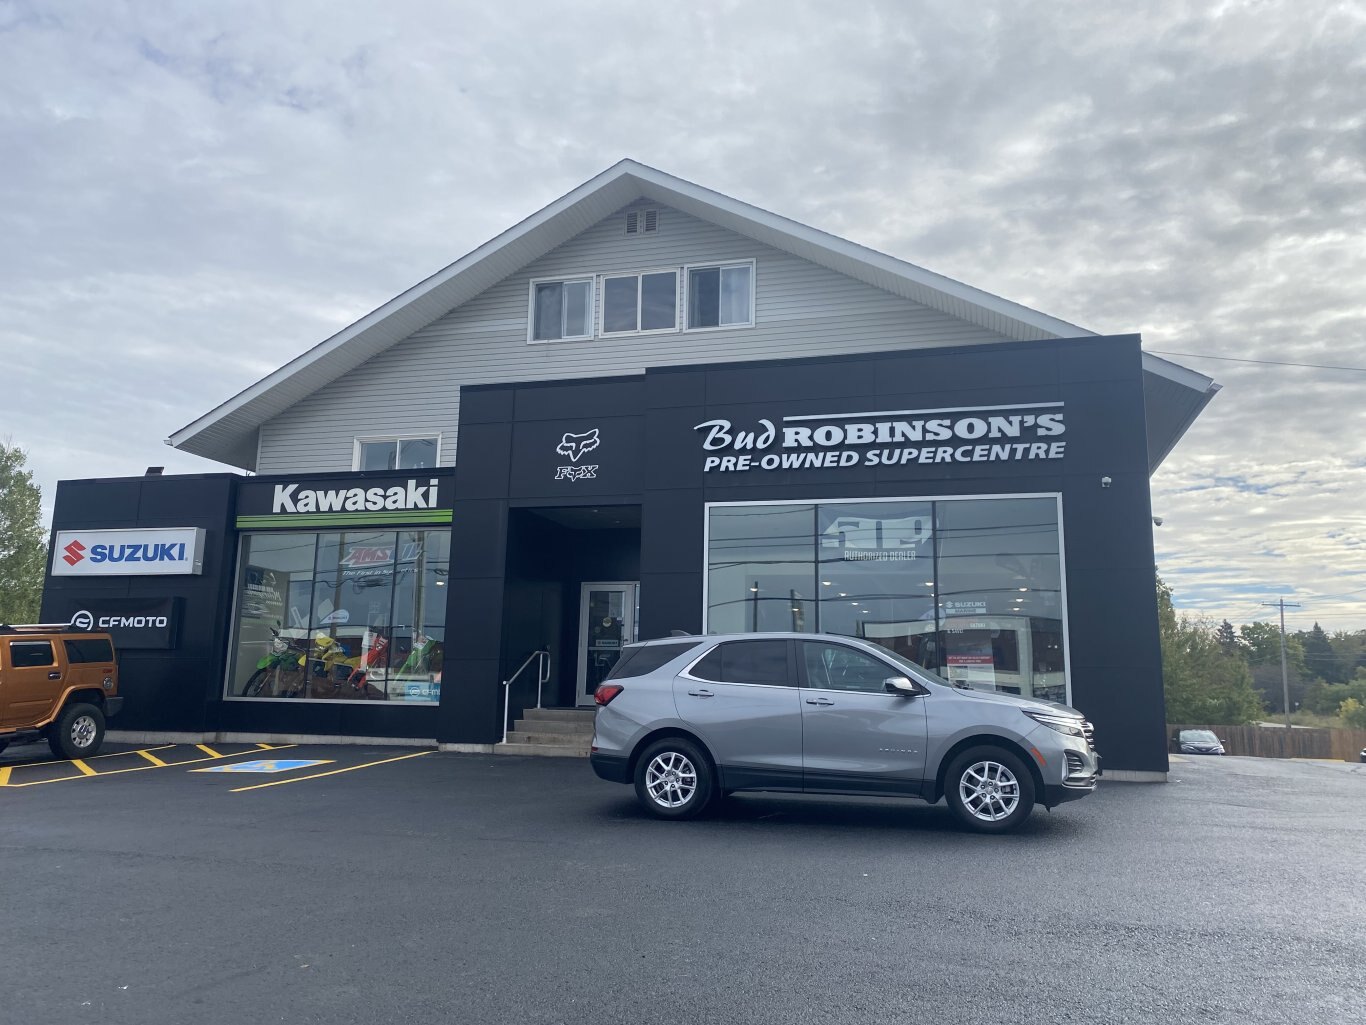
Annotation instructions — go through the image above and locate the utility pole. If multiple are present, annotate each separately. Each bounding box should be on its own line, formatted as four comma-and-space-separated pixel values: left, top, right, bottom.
1261, 598, 1302, 729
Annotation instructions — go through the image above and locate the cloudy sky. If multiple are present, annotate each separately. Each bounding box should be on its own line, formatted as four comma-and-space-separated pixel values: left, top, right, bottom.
3, 0, 1363, 634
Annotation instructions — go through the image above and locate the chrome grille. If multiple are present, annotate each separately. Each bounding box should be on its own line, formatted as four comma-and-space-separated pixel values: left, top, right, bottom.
1081, 720, 1096, 752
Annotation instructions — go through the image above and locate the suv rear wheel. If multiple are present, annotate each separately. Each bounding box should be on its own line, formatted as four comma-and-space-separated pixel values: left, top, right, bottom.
944, 746, 1035, 833
48, 703, 106, 760
633, 737, 715, 820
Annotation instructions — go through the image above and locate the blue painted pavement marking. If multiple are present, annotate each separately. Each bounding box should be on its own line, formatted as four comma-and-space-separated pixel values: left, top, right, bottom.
192, 759, 333, 774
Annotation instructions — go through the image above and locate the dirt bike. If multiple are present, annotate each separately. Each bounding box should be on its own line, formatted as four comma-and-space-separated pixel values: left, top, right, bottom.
241, 629, 308, 697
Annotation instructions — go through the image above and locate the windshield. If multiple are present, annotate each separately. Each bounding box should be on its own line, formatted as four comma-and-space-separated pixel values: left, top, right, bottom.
862, 640, 954, 689
1179, 730, 1219, 743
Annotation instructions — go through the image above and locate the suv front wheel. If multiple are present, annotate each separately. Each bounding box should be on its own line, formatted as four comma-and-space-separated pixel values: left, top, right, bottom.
944, 746, 1036, 833
633, 737, 716, 820
48, 703, 106, 760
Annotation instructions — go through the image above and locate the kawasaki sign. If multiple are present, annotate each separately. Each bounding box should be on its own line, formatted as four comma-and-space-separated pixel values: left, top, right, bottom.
235, 472, 454, 528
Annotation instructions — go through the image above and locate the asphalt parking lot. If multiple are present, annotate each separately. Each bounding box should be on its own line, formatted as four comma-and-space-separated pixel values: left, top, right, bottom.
2, 744, 1364, 1025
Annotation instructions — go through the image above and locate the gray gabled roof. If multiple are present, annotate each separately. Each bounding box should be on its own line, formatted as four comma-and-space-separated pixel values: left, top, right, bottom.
167, 158, 1216, 470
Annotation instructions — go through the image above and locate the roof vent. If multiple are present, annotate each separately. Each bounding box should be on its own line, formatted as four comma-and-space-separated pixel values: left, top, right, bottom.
625, 209, 659, 236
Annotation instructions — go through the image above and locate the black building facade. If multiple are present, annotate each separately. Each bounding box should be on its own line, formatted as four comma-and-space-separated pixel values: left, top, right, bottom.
42, 334, 1169, 773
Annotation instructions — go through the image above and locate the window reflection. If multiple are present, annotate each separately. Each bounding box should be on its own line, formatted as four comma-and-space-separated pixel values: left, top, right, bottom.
706, 497, 1066, 702
228, 530, 448, 703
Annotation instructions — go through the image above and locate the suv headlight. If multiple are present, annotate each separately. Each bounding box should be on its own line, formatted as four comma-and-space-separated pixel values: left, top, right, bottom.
1023, 710, 1086, 737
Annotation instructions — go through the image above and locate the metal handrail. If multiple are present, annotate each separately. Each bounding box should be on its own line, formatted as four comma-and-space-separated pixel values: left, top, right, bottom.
500, 649, 550, 745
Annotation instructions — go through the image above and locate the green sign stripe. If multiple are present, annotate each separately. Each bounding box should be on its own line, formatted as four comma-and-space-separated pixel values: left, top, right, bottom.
235, 510, 452, 528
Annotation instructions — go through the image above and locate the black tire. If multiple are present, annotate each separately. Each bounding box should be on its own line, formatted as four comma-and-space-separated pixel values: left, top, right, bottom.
943, 745, 1036, 834
47, 702, 106, 760
242, 668, 271, 697
633, 737, 716, 820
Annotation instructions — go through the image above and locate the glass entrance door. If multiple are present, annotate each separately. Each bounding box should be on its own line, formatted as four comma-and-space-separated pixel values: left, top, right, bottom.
577, 582, 638, 706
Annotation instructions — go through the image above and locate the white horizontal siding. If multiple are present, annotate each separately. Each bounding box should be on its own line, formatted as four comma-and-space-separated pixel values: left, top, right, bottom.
257, 202, 1011, 474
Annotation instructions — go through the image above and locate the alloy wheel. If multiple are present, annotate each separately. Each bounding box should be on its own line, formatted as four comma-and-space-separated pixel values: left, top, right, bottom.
71, 714, 98, 750
958, 759, 1020, 822
644, 751, 697, 809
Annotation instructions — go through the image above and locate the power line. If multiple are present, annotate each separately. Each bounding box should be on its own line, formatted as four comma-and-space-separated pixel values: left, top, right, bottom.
1146, 349, 1366, 373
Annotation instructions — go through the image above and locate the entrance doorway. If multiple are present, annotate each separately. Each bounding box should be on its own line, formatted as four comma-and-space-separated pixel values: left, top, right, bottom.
576, 582, 638, 706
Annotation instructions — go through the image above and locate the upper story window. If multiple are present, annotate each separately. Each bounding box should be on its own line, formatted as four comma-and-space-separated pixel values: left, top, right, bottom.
526, 259, 755, 343
686, 260, 754, 330
354, 436, 439, 471
530, 278, 593, 341
601, 270, 678, 334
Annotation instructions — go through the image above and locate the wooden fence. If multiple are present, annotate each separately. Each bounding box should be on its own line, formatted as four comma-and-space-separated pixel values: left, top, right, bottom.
1170, 723, 1366, 761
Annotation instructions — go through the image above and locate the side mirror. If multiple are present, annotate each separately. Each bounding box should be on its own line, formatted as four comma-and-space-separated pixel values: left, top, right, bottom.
884, 676, 922, 696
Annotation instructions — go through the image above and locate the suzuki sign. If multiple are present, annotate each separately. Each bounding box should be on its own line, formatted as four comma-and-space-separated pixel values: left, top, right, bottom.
51, 527, 206, 577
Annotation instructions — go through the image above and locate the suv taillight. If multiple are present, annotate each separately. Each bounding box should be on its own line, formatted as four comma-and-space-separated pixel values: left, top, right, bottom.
594, 684, 624, 706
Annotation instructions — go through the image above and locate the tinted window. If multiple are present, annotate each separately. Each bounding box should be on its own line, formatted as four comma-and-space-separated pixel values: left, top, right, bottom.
802, 641, 894, 693
10, 640, 56, 668
606, 642, 698, 681
690, 640, 792, 686
64, 638, 114, 664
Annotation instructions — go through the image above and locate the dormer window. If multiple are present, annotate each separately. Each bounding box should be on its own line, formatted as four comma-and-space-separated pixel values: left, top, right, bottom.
530, 277, 593, 341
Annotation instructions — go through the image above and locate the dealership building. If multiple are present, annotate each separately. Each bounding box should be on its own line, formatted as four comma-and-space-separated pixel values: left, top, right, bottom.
41, 160, 1218, 777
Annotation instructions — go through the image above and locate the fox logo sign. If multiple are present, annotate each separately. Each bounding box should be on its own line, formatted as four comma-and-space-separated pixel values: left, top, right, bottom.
556, 428, 600, 463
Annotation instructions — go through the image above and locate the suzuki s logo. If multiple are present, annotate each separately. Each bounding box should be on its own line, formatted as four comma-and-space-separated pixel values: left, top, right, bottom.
70, 610, 95, 631
556, 428, 600, 463
63, 540, 87, 566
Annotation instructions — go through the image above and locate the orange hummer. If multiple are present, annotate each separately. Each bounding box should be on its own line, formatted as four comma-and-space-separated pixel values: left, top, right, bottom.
0, 624, 123, 759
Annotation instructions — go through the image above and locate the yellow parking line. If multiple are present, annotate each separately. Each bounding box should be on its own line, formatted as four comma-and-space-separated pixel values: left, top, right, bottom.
0, 744, 177, 771
0, 744, 299, 788
137, 749, 168, 767
0, 767, 10, 787
230, 750, 433, 793
196, 744, 223, 758
70, 759, 97, 776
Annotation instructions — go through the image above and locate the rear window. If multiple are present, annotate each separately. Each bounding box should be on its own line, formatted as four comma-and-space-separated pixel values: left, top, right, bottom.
688, 639, 792, 686
9, 640, 56, 668
65, 638, 115, 664
605, 641, 699, 681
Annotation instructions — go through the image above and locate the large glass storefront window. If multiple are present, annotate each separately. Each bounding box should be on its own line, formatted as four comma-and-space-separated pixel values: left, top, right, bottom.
705, 497, 1066, 702
228, 530, 449, 703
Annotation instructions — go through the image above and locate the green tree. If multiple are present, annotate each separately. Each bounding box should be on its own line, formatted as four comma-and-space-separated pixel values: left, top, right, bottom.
1216, 619, 1240, 656
1157, 575, 1264, 725
1239, 621, 1308, 713
1297, 622, 1346, 684
1339, 697, 1366, 730
0, 442, 46, 624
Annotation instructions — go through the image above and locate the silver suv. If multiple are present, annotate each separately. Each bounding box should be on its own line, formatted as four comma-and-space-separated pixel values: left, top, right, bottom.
589, 632, 1099, 833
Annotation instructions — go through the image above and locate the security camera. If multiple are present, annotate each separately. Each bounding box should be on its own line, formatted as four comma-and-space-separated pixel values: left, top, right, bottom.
1152, 516, 1164, 527
1100, 476, 1112, 488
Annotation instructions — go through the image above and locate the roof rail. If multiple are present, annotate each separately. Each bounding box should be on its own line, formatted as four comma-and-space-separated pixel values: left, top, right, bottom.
0, 623, 79, 634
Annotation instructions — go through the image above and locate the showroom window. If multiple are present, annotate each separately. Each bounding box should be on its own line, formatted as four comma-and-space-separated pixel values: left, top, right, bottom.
530, 278, 594, 341
686, 261, 754, 329
601, 270, 678, 334
227, 530, 449, 703
354, 436, 439, 471
705, 496, 1067, 702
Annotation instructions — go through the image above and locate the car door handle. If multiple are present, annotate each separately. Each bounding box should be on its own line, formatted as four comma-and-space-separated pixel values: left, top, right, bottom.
687, 689, 714, 698
48, 671, 62, 680
805, 698, 834, 706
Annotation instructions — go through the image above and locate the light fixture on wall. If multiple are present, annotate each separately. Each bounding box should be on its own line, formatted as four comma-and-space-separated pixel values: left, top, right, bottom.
1100, 476, 1112, 488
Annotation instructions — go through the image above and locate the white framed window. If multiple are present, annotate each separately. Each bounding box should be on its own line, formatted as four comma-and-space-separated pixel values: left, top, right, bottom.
353, 435, 441, 471
600, 269, 679, 335
529, 277, 594, 342
685, 259, 755, 331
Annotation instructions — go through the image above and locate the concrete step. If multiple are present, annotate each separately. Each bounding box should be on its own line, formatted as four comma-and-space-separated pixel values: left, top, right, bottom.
520, 707, 596, 723
494, 740, 590, 758
507, 729, 594, 746
510, 718, 594, 736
